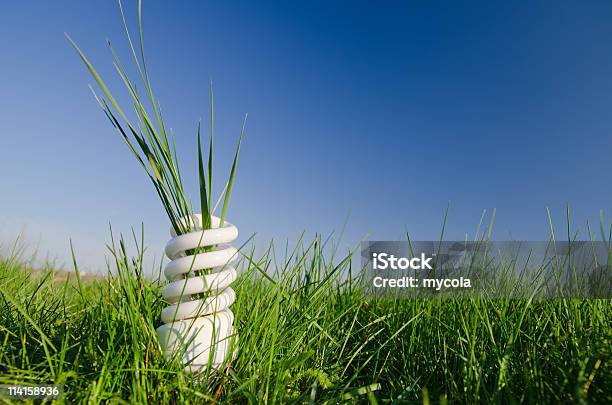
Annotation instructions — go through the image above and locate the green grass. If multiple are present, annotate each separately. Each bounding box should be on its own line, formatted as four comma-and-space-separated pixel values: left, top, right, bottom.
0, 230, 610, 404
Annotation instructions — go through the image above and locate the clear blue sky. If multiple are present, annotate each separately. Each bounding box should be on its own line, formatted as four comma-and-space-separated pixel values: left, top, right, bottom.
1, 1, 611, 272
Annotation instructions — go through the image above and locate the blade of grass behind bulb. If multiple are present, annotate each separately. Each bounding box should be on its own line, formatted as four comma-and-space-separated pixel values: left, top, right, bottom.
219, 114, 247, 226
208, 81, 214, 210
171, 129, 184, 191
212, 181, 228, 215
198, 124, 211, 230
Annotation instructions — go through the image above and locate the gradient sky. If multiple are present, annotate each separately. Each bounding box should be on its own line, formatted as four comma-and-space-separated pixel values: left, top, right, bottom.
1, 1, 611, 273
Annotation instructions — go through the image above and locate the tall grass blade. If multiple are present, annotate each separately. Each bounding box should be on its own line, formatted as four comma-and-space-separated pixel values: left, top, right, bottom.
208, 81, 214, 210
220, 113, 247, 226
198, 124, 211, 230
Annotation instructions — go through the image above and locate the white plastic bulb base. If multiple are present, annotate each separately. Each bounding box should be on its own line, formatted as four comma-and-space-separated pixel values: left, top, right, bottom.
156, 214, 238, 373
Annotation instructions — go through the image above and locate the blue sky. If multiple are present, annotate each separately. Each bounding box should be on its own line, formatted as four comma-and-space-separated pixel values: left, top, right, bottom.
1, 1, 611, 272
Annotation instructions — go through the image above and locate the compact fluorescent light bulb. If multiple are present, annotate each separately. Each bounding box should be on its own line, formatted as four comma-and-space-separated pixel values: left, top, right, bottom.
156, 214, 238, 372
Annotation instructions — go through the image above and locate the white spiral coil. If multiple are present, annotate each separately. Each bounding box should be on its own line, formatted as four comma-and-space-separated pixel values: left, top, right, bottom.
156, 214, 238, 372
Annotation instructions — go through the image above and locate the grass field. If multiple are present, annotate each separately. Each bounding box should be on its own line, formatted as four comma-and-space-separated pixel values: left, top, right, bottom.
0, 230, 610, 404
